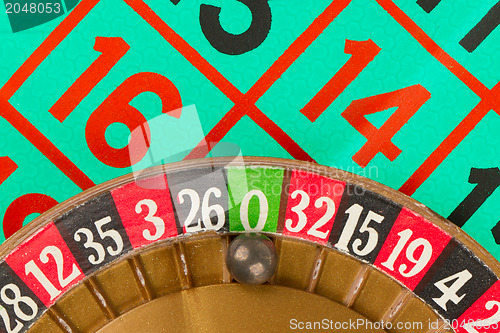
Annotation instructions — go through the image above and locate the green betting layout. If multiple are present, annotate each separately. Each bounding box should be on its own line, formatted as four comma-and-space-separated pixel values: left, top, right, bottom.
0, 0, 499, 261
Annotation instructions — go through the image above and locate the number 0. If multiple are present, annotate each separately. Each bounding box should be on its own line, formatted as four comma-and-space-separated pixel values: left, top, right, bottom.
240, 190, 268, 231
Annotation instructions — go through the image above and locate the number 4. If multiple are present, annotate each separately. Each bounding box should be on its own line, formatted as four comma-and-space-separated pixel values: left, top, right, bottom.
342, 85, 431, 167
432, 269, 472, 311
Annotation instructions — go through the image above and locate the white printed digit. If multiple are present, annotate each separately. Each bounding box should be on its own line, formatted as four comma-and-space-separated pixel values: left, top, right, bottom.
382, 229, 413, 271
307, 197, 335, 239
24, 261, 59, 300
178, 189, 202, 232
25, 246, 81, 300
240, 190, 268, 231
432, 270, 472, 311
0, 306, 22, 333
41, 246, 81, 288
95, 217, 123, 256
135, 199, 165, 241
285, 190, 309, 232
336, 204, 363, 252
352, 210, 384, 256
201, 187, 225, 230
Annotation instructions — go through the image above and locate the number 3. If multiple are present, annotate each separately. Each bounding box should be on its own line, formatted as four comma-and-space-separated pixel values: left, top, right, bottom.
199, 0, 272, 55
135, 199, 165, 241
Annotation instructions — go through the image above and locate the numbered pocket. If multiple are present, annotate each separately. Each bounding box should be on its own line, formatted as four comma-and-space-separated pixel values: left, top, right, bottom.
4, 222, 84, 306
0, 262, 44, 333
283, 170, 345, 243
167, 167, 230, 233
54, 193, 132, 274
227, 167, 286, 232
112, 174, 178, 249
329, 185, 402, 263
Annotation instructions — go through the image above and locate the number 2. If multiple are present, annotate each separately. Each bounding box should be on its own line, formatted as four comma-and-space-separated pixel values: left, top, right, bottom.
0, 284, 38, 333
462, 301, 500, 332
0, 306, 22, 333
285, 190, 335, 239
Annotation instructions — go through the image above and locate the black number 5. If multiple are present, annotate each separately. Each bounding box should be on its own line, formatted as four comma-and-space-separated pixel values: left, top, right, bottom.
199, 0, 272, 55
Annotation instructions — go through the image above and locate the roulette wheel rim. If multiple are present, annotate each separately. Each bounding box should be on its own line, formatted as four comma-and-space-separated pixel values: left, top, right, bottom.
0, 157, 498, 333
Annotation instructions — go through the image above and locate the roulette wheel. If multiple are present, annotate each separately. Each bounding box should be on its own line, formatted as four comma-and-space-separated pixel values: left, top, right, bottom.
0, 157, 499, 333
0, 0, 499, 332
